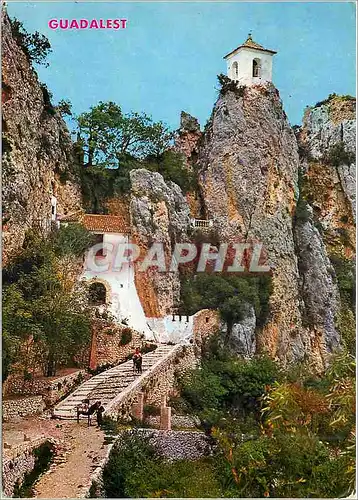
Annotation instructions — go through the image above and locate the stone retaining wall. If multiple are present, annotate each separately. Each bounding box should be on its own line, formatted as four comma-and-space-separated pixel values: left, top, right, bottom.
104, 345, 197, 420
89, 320, 144, 370
145, 414, 200, 429
2, 437, 57, 497
140, 429, 211, 460
2, 396, 45, 422
4, 369, 87, 403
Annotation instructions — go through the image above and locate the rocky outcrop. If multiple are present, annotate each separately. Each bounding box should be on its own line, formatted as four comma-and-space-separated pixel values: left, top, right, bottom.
175, 111, 202, 167
294, 215, 340, 353
197, 84, 304, 364
298, 95, 356, 258
130, 169, 191, 317
2, 11, 82, 265
197, 83, 344, 367
175, 111, 203, 218
229, 306, 257, 357
295, 95, 356, 356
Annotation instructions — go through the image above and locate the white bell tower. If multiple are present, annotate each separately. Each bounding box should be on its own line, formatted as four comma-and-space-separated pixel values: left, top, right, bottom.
224, 34, 277, 86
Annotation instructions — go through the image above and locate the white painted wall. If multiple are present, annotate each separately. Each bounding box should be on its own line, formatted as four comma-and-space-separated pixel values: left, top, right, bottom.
81, 232, 199, 344
147, 315, 194, 344
82, 233, 156, 341
226, 47, 274, 86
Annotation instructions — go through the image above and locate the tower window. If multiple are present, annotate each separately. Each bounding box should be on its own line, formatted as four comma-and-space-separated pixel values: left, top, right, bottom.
232, 61, 239, 80
253, 59, 261, 77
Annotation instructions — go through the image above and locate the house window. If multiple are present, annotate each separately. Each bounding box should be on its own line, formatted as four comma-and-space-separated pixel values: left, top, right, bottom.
253, 58, 261, 77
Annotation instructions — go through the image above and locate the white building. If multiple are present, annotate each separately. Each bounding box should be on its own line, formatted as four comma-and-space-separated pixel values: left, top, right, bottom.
58, 213, 198, 344
224, 33, 277, 86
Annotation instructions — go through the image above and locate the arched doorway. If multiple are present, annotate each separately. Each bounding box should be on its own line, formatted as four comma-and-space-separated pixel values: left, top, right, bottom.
88, 282, 107, 305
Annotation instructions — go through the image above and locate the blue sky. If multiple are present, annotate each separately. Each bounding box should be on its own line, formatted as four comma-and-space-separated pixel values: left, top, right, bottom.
7, 1, 356, 130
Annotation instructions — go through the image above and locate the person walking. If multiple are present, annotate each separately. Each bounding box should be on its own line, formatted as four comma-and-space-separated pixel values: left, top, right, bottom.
96, 401, 105, 427
132, 347, 143, 374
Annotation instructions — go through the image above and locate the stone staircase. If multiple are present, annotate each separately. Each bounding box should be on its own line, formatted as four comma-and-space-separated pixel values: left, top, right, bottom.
53, 345, 176, 420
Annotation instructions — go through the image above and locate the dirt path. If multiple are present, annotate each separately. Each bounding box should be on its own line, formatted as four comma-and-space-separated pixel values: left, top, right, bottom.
3, 417, 110, 498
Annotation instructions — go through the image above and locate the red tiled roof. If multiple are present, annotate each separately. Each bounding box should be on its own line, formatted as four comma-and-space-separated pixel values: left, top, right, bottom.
82, 214, 130, 234
224, 35, 277, 59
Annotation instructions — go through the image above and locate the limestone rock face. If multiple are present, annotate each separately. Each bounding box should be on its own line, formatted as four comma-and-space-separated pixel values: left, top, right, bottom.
1, 11, 82, 264
175, 111, 202, 166
197, 84, 305, 364
175, 111, 203, 218
298, 96, 356, 257
197, 83, 344, 367
294, 215, 340, 354
226, 305, 257, 357
130, 169, 191, 317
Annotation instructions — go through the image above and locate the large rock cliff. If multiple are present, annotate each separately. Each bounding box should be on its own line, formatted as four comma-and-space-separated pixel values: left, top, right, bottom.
297, 95, 356, 259
1, 11, 82, 264
130, 169, 191, 317
196, 83, 345, 367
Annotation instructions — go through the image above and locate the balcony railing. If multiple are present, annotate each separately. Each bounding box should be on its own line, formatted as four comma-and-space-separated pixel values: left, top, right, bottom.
190, 219, 213, 229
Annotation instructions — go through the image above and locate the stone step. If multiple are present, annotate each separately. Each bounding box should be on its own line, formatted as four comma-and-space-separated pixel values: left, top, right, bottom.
53, 345, 178, 419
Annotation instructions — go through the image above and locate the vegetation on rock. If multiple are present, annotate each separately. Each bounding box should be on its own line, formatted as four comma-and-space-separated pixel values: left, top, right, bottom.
217, 73, 246, 97
180, 273, 272, 330
74, 101, 195, 211
324, 141, 355, 168
9, 17, 52, 66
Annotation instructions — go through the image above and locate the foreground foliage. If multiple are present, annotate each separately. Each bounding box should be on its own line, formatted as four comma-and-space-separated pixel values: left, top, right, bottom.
101, 343, 355, 498
102, 431, 222, 498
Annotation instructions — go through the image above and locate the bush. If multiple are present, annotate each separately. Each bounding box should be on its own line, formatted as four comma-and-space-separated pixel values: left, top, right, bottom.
102, 430, 222, 498
56, 99, 72, 116
217, 74, 246, 97
214, 430, 352, 498
295, 196, 310, 223
330, 254, 355, 310
179, 349, 279, 421
51, 224, 95, 257
325, 142, 355, 168
40, 83, 56, 116
144, 404, 160, 416
119, 328, 133, 346
179, 273, 272, 329
144, 150, 197, 193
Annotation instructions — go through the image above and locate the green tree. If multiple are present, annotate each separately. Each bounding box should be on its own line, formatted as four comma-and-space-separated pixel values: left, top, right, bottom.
76, 101, 173, 168
56, 99, 72, 116
2, 284, 37, 380
2, 226, 93, 377
180, 273, 272, 331
50, 223, 95, 257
